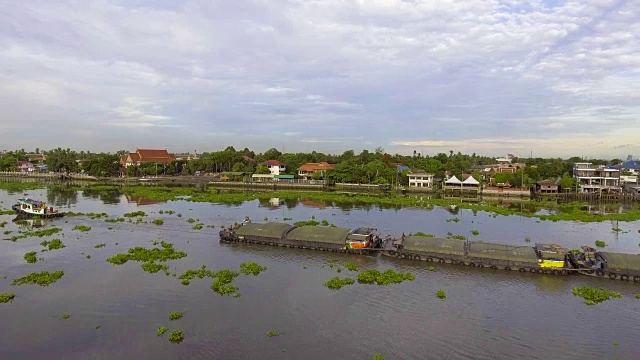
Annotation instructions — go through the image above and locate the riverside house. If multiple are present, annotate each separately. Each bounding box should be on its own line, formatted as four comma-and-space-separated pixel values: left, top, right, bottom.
260, 160, 286, 175
297, 162, 335, 180
407, 171, 434, 188
119, 149, 175, 175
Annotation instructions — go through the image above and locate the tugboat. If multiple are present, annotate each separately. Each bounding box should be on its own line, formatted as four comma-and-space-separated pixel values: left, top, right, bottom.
11, 198, 65, 218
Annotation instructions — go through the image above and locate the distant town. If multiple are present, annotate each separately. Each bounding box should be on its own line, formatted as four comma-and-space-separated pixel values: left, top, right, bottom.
1, 147, 639, 195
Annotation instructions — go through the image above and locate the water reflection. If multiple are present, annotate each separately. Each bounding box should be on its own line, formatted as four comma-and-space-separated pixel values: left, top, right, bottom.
124, 193, 166, 206
46, 184, 77, 207
81, 188, 121, 205
12, 216, 44, 229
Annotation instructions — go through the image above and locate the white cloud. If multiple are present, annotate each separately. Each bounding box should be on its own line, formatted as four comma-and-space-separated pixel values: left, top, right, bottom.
0, 0, 637, 156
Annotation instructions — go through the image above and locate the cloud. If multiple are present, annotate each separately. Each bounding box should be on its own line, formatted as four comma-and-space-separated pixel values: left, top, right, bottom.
0, 0, 637, 156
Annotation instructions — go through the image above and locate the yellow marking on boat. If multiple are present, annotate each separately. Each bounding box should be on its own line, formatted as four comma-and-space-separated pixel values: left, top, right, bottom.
540, 260, 565, 268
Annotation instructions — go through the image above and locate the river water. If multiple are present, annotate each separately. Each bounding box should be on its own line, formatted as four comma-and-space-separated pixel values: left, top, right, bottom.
1, 187, 640, 360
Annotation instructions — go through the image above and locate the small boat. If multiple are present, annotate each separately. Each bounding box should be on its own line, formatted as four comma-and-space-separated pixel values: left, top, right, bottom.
11, 198, 65, 218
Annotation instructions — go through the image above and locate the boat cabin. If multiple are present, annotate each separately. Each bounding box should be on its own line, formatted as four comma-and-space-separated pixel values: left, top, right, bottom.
534, 243, 568, 268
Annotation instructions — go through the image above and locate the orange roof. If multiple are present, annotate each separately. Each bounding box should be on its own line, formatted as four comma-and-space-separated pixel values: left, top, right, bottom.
297, 162, 335, 172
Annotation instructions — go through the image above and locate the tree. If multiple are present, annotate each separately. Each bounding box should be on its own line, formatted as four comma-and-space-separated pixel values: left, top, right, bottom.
256, 165, 271, 174
262, 148, 282, 161
559, 172, 577, 192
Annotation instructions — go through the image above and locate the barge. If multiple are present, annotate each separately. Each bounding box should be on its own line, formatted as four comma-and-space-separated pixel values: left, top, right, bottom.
219, 222, 384, 253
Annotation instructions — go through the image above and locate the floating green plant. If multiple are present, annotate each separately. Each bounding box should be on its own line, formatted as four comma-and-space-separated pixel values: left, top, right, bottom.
140, 262, 168, 274
294, 220, 319, 227
240, 262, 267, 276
104, 217, 125, 223
169, 311, 184, 321
157, 326, 168, 336
186, 218, 196, 223
41, 239, 65, 251
267, 330, 280, 337
345, 262, 359, 271
72, 225, 91, 232
24, 251, 38, 263
357, 269, 415, 285
525, 236, 531, 243
210, 269, 240, 296
324, 277, 355, 290
181, 279, 190, 285
372, 355, 385, 360
12, 270, 64, 286
0, 221, 7, 227
471, 229, 480, 236
123, 211, 146, 217
192, 223, 203, 230
595, 240, 606, 248
436, 289, 446, 299
572, 286, 622, 305
446, 218, 460, 223
9, 227, 62, 242
0, 291, 15, 303
635, 294, 640, 299
106, 241, 187, 266
428, 266, 435, 272
3, 230, 11, 235
178, 265, 216, 281
169, 329, 183, 344
61, 313, 70, 319
151, 219, 164, 225
94, 243, 106, 248
321, 219, 330, 226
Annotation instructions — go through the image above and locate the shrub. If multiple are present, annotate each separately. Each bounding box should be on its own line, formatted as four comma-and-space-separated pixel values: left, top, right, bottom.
436, 289, 446, 299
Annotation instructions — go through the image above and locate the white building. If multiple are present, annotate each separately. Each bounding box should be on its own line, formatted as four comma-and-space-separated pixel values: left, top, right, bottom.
260, 160, 286, 176
573, 162, 621, 192
408, 171, 434, 187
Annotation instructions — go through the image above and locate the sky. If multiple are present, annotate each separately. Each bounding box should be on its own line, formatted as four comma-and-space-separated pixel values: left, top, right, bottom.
0, 0, 638, 158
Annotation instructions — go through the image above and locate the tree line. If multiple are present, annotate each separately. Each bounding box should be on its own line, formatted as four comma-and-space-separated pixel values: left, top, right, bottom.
0, 147, 623, 188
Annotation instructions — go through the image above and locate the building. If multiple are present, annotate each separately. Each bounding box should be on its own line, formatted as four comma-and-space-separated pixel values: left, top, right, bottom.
535, 180, 559, 193
260, 160, 286, 175
26, 154, 46, 163
17, 161, 34, 173
407, 171, 434, 187
297, 162, 335, 180
573, 162, 621, 193
392, 163, 410, 172
120, 149, 175, 168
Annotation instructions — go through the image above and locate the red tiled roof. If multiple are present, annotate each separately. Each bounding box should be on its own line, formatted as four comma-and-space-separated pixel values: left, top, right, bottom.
136, 149, 173, 161
261, 160, 285, 166
297, 162, 335, 172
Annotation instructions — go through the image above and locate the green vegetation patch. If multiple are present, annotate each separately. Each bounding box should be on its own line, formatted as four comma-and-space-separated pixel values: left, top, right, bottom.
9, 227, 62, 242
123, 211, 146, 217
41, 239, 65, 251
412, 232, 434, 237
151, 219, 164, 225
372, 355, 385, 360
61, 313, 70, 319
345, 262, 359, 271
104, 217, 125, 223
72, 225, 91, 232
471, 229, 480, 236
267, 330, 280, 337
106, 241, 187, 266
211, 269, 240, 296
572, 286, 622, 305
595, 240, 606, 248
12, 270, 64, 286
436, 289, 446, 299
23, 251, 38, 263
178, 265, 216, 280
94, 243, 106, 248
169, 311, 184, 321
294, 220, 320, 227
157, 326, 168, 336
169, 329, 184, 344
192, 223, 203, 230
0, 291, 16, 303
239, 262, 267, 276
357, 269, 415, 285
140, 262, 169, 274
324, 277, 355, 290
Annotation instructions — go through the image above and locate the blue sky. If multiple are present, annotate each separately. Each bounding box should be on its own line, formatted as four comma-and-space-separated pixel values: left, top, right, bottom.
0, 0, 638, 158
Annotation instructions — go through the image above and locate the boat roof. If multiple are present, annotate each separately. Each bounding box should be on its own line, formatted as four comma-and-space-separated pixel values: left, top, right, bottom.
535, 243, 568, 256
17, 198, 46, 206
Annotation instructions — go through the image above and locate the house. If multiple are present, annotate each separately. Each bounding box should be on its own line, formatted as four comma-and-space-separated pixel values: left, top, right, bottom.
407, 171, 434, 187
536, 180, 559, 193
443, 175, 480, 192
260, 160, 286, 176
242, 156, 256, 164
120, 149, 175, 167
392, 163, 410, 172
17, 161, 34, 173
26, 154, 46, 163
297, 162, 335, 180
172, 153, 196, 161
573, 162, 621, 193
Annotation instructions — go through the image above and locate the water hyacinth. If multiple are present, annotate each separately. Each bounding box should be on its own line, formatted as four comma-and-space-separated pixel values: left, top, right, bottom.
41, 239, 65, 251
157, 326, 168, 336
357, 269, 415, 285
12, 270, 64, 286
169, 311, 184, 321
324, 277, 355, 290
23, 251, 38, 263
0, 291, 16, 303
572, 286, 622, 305
210, 270, 240, 296
169, 329, 184, 344
72, 225, 91, 232
239, 262, 267, 276
9, 227, 62, 242
106, 241, 187, 266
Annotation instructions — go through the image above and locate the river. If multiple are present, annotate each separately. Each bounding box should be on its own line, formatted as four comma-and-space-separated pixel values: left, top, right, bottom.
1, 186, 639, 360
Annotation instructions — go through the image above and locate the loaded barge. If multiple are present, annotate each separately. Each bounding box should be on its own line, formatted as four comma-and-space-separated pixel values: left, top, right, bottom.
220, 220, 640, 283
219, 222, 385, 253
